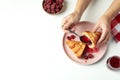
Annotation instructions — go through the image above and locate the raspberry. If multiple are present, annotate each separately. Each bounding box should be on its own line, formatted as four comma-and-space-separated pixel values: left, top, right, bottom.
46, 4, 51, 9
56, 1, 59, 4
51, 3, 56, 10
59, 0, 64, 4
88, 54, 94, 59
55, 8, 60, 13
44, 0, 52, 4
84, 55, 89, 60
59, 3, 63, 9
51, 10, 55, 14
56, 5, 60, 9
43, 5, 47, 11
46, 9, 51, 13
70, 35, 75, 39
67, 36, 71, 40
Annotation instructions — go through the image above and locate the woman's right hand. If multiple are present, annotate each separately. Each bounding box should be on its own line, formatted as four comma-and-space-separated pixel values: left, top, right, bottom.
61, 11, 81, 32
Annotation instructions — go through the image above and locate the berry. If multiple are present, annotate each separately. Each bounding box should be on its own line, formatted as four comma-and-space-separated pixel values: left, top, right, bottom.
59, 0, 64, 4
51, 3, 56, 10
84, 55, 89, 60
43, 5, 47, 10
55, 8, 59, 13
56, 5, 60, 9
88, 54, 94, 59
46, 4, 51, 9
51, 10, 55, 14
56, 1, 59, 4
70, 35, 75, 39
67, 36, 71, 40
59, 3, 63, 9
44, 0, 53, 4
46, 9, 51, 13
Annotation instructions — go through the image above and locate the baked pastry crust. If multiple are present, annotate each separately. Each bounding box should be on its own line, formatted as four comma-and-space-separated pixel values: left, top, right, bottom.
66, 40, 86, 58
82, 31, 101, 48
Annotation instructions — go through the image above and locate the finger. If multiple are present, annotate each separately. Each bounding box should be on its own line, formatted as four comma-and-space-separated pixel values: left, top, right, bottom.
100, 32, 110, 45
97, 29, 107, 44
63, 19, 73, 30
62, 26, 76, 33
104, 33, 110, 44
71, 26, 76, 32
61, 15, 71, 28
61, 27, 69, 33
61, 18, 68, 26
92, 24, 99, 32
62, 16, 71, 29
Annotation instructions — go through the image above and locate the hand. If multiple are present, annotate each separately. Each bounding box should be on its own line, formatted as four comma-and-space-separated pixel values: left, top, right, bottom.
61, 11, 81, 32
93, 15, 111, 45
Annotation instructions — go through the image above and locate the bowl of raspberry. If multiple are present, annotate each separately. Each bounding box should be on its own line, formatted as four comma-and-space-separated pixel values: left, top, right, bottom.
42, 0, 64, 14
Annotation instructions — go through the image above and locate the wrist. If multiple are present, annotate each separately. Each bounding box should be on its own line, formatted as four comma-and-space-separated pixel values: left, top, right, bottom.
103, 11, 119, 22
73, 10, 82, 19
102, 13, 113, 22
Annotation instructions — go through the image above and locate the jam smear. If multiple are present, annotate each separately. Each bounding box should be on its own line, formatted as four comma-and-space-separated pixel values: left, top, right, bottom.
81, 45, 94, 60
80, 35, 92, 45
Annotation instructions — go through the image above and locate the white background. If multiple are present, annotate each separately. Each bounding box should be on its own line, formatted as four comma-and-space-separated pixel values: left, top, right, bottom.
0, 0, 120, 80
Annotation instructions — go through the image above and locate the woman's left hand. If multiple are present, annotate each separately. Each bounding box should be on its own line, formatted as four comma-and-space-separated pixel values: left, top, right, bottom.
93, 15, 111, 46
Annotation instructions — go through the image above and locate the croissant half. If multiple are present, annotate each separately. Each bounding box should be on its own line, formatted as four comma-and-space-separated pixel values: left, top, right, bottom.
66, 40, 86, 58
82, 31, 101, 48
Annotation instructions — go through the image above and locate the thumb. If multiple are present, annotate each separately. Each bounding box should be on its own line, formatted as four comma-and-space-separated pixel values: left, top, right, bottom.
63, 19, 73, 30
92, 24, 99, 32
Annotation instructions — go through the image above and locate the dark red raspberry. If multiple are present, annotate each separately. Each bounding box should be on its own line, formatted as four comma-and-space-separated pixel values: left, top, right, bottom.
51, 10, 55, 14
51, 3, 56, 10
67, 36, 71, 40
84, 55, 89, 60
88, 54, 94, 59
56, 5, 60, 9
59, 0, 64, 4
46, 4, 51, 9
46, 9, 51, 13
70, 35, 75, 39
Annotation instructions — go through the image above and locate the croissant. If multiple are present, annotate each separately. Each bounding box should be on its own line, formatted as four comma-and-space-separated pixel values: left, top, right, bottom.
81, 31, 101, 48
66, 40, 86, 58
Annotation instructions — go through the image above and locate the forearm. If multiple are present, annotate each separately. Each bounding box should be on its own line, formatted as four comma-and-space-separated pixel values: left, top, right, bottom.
103, 0, 120, 21
74, 0, 92, 16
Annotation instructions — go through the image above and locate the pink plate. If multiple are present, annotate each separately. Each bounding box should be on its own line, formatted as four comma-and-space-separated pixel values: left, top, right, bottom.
63, 21, 108, 65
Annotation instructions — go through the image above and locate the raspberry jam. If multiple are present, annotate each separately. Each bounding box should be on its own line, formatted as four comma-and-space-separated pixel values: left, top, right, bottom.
80, 36, 92, 45
107, 56, 120, 70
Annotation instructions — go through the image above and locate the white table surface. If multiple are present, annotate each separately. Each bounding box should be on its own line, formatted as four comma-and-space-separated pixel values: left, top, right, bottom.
0, 0, 120, 80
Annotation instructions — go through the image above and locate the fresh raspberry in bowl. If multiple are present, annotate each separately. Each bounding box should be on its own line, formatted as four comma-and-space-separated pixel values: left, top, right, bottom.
42, 0, 64, 14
